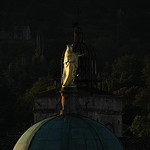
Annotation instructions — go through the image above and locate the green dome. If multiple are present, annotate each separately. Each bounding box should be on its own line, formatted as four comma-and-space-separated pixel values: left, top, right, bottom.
14, 114, 124, 150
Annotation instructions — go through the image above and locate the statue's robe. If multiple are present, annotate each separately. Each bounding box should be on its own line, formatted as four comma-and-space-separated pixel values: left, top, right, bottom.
61, 45, 78, 87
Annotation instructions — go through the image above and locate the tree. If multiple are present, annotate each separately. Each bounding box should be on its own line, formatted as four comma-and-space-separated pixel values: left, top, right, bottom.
99, 55, 142, 94
130, 113, 150, 137
113, 86, 141, 105
4, 57, 32, 96
23, 75, 57, 103
13, 74, 59, 126
129, 54, 150, 137
134, 54, 150, 108
0, 76, 17, 134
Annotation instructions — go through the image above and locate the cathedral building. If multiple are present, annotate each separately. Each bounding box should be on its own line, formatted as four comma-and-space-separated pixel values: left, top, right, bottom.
33, 26, 122, 137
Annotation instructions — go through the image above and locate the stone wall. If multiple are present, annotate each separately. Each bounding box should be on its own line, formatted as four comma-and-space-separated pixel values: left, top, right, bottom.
80, 95, 122, 136
33, 95, 61, 123
33, 89, 122, 137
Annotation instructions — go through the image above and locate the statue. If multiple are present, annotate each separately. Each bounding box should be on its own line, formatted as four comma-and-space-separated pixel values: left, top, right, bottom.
61, 44, 84, 87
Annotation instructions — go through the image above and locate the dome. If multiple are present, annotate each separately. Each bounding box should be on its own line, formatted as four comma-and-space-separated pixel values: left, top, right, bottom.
14, 114, 124, 150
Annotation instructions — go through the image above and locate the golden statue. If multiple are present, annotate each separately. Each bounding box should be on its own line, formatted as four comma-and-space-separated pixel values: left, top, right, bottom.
61, 44, 84, 87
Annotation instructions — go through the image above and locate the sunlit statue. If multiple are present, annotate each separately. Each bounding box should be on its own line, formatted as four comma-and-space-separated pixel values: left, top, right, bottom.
61, 44, 84, 87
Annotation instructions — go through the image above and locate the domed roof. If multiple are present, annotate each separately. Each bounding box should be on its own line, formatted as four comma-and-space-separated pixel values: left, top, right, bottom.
14, 114, 124, 150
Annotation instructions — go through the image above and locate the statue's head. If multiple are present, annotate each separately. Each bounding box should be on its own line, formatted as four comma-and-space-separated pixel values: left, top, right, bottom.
66, 44, 73, 52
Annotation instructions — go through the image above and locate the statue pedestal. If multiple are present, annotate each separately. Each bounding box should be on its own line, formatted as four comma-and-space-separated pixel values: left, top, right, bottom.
60, 87, 82, 115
